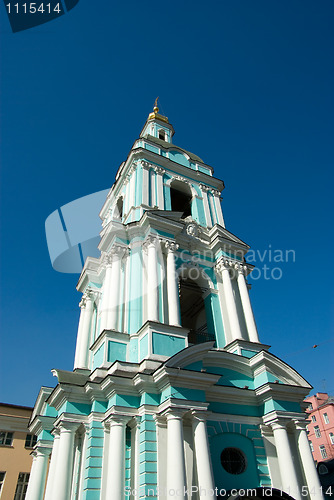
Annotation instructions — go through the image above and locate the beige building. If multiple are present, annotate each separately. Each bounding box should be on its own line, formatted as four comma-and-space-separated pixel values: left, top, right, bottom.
0, 403, 35, 500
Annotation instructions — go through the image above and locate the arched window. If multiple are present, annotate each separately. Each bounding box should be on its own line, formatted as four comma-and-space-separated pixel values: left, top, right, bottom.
179, 276, 214, 344
113, 197, 123, 220
158, 129, 166, 141
170, 180, 192, 219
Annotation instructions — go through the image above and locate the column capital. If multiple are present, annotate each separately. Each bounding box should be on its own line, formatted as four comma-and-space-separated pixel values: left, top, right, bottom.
129, 164, 137, 174
212, 189, 221, 197
270, 420, 288, 431
80, 288, 98, 308
293, 419, 308, 432
215, 259, 231, 274
235, 263, 248, 275
32, 445, 52, 459
144, 234, 159, 250
103, 245, 128, 266
104, 413, 130, 428
57, 420, 81, 434
199, 183, 209, 192
191, 410, 210, 423
165, 240, 179, 253
140, 160, 152, 170
164, 408, 186, 421
127, 415, 141, 430
154, 166, 165, 175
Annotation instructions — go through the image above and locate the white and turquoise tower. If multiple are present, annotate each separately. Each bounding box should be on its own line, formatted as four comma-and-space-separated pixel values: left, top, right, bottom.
27, 105, 323, 500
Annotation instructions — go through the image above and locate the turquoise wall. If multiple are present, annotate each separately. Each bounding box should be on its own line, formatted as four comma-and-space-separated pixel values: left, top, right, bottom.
209, 432, 260, 492
92, 343, 104, 370
107, 341, 127, 363
152, 332, 185, 358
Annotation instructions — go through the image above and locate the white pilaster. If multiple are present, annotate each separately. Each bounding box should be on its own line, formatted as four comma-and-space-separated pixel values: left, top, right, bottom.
155, 167, 165, 209
129, 417, 141, 500
74, 289, 95, 370
146, 236, 159, 322
141, 161, 150, 206
165, 241, 181, 327
166, 411, 187, 500
294, 420, 324, 500
208, 193, 217, 225
105, 415, 129, 500
124, 177, 130, 215
192, 412, 215, 499
100, 254, 113, 332
108, 246, 125, 330
44, 431, 60, 500
129, 165, 137, 210
236, 264, 260, 343
25, 446, 51, 500
216, 260, 243, 341
199, 184, 212, 228
53, 421, 80, 500
212, 189, 225, 227
272, 421, 301, 500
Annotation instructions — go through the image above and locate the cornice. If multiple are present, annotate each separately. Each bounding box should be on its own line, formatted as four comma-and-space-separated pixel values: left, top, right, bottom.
255, 382, 311, 403
115, 146, 224, 193
152, 365, 220, 392
206, 384, 257, 405
29, 415, 55, 435
249, 351, 312, 388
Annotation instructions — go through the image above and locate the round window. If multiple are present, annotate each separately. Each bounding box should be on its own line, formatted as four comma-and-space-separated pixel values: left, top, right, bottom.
220, 447, 246, 475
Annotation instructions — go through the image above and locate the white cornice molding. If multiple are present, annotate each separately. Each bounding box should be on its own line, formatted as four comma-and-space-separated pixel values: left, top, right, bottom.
249, 351, 312, 388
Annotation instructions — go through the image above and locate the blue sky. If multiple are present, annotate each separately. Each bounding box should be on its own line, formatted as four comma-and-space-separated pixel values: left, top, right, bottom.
0, 0, 333, 407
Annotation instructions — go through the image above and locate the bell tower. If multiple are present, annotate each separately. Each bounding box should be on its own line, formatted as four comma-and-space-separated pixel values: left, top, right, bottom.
27, 104, 320, 500
73, 102, 261, 375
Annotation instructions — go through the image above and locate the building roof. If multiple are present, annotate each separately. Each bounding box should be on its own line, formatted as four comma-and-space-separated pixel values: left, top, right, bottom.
146, 134, 204, 163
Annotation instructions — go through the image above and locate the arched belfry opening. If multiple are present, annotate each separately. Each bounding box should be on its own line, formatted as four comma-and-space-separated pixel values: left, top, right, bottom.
113, 197, 123, 220
170, 180, 192, 219
179, 273, 214, 345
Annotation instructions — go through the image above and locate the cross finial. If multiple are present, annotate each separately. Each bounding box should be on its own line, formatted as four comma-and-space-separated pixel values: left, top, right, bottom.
153, 96, 159, 113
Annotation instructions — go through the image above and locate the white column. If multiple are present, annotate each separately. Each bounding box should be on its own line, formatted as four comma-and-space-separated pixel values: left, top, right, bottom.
192, 412, 215, 499
53, 421, 79, 500
155, 167, 165, 209
129, 417, 140, 500
216, 260, 243, 341
108, 246, 125, 331
199, 184, 212, 228
74, 289, 95, 369
294, 420, 324, 500
44, 431, 60, 500
105, 415, 128, 500
146, 236, 159, 322
272, 421, 301, 500
166, 411, 187, 500
236, 265, 260, 343
100, 254, 113, 332
165, 241, 181, 327
141, 161, 150, 206
212, 189, 225, 227
25, 446, 51, 500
